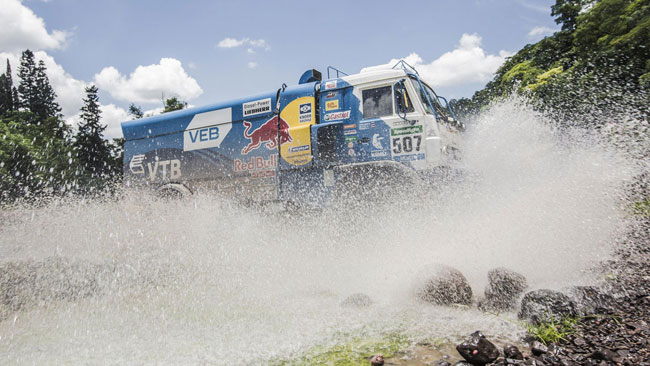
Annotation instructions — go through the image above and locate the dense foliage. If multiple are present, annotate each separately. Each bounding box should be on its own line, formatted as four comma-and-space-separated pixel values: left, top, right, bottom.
451, 0, 650, 124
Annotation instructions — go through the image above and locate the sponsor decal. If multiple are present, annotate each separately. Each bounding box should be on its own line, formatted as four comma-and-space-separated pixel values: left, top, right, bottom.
359, 121, 375, 130
184, 108, 232, 151
323, 110, 350, 121
391, 125, 423, 136
344, 136, 357, 142
242, 97, 271, 117
242, 116, 293, 155
324, 80, 337, 90
347, 142, 354, 148
393, 119, 420, 127
348, 148, 355, 156
289, 144, 309, 153
372, 133, 384, 150
325, 100, 339, 111
343, 123, 356, 129
371, 150, 389, 157
394, 153, 425, 162
129, 154, 145, 174
326, 91, 337, 99
234, 155, 277, 173
299, 102, 312, 123
146, 159, 182, 181
343, 129, 357, 136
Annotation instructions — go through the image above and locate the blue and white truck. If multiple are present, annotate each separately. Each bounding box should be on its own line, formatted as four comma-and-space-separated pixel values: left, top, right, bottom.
121, 62, 463, 205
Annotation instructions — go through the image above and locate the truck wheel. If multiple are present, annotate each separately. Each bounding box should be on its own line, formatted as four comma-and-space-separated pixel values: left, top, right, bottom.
156, 183, 192, 199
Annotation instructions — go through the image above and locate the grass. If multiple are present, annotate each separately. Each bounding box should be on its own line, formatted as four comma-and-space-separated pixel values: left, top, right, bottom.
269, 333, 411, 366
632, 198, 650, 217
526, 316, 580, 345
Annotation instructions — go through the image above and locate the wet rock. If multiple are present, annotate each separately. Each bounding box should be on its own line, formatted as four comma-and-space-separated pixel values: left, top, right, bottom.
456, 330, 500, 365
414, 264, 473, 305
518, 289, 577, 324
587, 349, 622, 363
434, 360, 451, 366
369, 353, 384, 366
564, 286, 615, 316
453, 361, 472, 366
503, 344, 524, 360
530, 341, 548, 356
479, 268, 527, 312
340, 293, 372, 307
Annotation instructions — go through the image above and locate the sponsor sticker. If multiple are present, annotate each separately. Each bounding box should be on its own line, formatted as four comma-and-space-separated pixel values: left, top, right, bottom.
289, 145, 309, 153
242, 116, 293, 155
348, 148, 354, 156
234, 155, 277, 173
371, 150, 389, 157
391, 125, 423, 136
359, 121, 375, 130
299, 102, 312, 123
326, 91, 337, 99
347, 142, 354, 148
343, 123, 356, 129
183, 108, 232, 151
393, 119, 420, 127
325, 100, 339, 111
324, 80, 337, 90
146, 159, 182, 181
394, 153, 425, 162
344, 136, 357, 142
343, 129, 357, 136
129, 154, 145, 174
371, 133, 384, 150
323, 110, 351, 121
243, 97, 271, 117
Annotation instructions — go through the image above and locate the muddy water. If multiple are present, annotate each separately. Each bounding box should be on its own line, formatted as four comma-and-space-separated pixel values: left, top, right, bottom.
0, 99, 636, 365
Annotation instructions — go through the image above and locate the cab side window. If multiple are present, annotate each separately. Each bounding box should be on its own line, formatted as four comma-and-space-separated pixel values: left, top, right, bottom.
362, 86, 393, 119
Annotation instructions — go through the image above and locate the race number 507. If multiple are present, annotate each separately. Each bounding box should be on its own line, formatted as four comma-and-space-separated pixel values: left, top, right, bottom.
392, 135, 422, 154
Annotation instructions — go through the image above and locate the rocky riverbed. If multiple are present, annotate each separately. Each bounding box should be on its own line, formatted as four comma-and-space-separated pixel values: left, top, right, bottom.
378, 215, 650, 366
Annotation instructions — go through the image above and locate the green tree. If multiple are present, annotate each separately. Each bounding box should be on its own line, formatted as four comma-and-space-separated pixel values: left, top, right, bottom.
128, 103, 144, 119
17, 50, 62, 122
74, 84, 113, 186
0, 60, 17, 115
162, 96, 187, 113
17, 50, 37, 113
552, 0, 590, 31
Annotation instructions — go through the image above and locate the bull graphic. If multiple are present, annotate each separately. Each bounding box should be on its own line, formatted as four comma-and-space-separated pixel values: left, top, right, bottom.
241, 116, 293, 155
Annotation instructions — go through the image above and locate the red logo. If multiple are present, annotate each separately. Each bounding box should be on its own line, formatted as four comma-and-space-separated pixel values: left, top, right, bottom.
241, 116, 293, 154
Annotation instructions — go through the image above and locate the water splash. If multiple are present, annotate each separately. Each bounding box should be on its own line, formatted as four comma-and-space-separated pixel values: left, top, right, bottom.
0, 97, 639, 365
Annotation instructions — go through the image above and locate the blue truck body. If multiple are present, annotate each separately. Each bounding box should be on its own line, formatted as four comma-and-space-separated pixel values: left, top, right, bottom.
121, 64, 463, 205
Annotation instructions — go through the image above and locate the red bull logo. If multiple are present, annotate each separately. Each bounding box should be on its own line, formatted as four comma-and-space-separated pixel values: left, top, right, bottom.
241, 116, 293, 154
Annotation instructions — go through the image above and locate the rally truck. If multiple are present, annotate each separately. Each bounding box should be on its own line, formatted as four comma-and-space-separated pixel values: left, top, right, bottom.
121, 62, 463, 205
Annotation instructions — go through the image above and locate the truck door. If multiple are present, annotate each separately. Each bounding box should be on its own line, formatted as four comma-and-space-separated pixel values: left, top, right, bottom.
355, 81, 426, 169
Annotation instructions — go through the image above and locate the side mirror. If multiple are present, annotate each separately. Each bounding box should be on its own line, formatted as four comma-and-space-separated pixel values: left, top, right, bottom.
393, 79, 409, 121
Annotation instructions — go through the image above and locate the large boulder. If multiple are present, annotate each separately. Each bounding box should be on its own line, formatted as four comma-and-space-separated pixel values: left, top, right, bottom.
478, 268, 527, 311
456, 331, 500, 366
564, 286, 616, 316
518, 289, 577, 324
414, 264, 472, 305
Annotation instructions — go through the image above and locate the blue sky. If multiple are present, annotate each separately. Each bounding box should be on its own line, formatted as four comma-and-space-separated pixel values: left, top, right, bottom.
1, 0, 558, 138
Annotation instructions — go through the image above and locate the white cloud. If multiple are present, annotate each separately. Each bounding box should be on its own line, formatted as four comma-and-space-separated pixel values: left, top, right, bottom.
247, 62, 258, 69
528, 26, 557, 38
0, 0, 69, 52
217, 37, 270, 51
94, 58, 203, 104
100, 104, 129, 140
361, 33, 512, 87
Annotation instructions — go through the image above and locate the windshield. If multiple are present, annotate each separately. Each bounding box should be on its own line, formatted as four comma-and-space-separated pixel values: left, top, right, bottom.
408, 76, 451, 119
